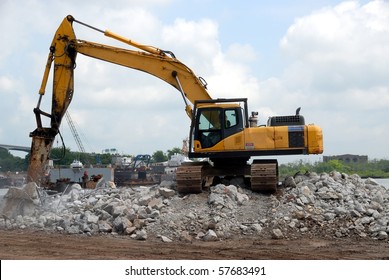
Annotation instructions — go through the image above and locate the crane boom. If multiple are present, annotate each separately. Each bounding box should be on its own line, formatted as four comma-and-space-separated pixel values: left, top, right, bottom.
65, 112, 86, 154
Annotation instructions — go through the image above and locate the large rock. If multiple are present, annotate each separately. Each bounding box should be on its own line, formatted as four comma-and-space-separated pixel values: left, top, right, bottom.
203, 229, 218, 241
135, 230, 147, 240
113, 216, 132, 233
159, 188, 175, 198
138, 195, 153, 206
98, 221, 112, 233
1, 182, 41, 218
272, 228, 284, 239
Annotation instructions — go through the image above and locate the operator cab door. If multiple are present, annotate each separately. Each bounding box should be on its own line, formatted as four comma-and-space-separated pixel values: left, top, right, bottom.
194, 107, 243, 149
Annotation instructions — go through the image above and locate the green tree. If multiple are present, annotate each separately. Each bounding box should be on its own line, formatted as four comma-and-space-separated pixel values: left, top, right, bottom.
279, 159, 389, 179
96, 153, 113, 165
49, 147, 73, 166
48, 147, 113, 167
167, 147, 182, 159
314, 160, 351, 174
152, 150, 168, 163
0, 148, 28, 172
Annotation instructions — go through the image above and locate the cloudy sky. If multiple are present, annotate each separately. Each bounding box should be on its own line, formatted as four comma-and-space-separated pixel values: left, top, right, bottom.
0, 0, 388, 163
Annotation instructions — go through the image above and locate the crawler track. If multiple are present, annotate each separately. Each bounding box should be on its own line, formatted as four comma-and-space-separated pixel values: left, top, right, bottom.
176, 162, 205, 193
250, 160, 278, 192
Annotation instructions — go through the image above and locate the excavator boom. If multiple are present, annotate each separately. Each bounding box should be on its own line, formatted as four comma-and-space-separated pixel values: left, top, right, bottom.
27, 15, 212, 184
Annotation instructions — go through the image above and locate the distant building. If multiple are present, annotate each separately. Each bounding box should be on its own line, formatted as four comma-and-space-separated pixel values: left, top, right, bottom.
323, 154, 368, 164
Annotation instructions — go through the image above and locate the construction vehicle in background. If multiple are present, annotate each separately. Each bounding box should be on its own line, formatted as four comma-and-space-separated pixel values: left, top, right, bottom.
113, 154, 160, 185
27, 15, 323, 193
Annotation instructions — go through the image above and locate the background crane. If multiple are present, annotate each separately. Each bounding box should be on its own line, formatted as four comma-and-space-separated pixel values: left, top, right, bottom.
65, 111, 86, 154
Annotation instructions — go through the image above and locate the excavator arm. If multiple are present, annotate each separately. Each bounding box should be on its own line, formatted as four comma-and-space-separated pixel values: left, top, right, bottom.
27, 15, 212, 184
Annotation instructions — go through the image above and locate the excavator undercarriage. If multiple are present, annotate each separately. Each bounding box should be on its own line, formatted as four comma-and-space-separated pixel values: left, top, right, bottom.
176, 159, 278, 193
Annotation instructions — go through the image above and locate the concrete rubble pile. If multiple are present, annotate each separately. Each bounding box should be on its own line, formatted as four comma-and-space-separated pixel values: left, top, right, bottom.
0, 171, 388, 242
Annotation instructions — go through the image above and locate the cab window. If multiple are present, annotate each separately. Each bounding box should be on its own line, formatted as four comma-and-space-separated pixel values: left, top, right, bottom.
198, 109, 221, 148
199, 110, 221, 130
225, 109, 237, 128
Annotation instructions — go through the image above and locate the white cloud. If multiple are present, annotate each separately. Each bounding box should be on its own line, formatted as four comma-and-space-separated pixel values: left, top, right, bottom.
277, 0, 389, 158
225, 43, 258, 64
0, 76, 14, 92
281, 0, 389, 91
161, 18, 221, 75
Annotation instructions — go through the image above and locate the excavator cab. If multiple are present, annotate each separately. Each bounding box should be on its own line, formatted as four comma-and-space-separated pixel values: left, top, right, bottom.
191, 99, 246, 151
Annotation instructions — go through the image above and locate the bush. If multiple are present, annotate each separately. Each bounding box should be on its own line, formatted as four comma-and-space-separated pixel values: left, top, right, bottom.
279, 159, 389, 179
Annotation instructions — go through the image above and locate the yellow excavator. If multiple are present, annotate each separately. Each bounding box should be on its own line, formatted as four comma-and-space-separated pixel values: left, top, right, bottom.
27, 15, 323, 193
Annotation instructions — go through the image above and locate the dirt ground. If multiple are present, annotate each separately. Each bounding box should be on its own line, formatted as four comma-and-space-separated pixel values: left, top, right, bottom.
0, 229, 388, 260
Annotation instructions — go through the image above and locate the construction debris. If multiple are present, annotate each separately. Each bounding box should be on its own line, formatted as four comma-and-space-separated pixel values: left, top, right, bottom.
0, 171, 388, 241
